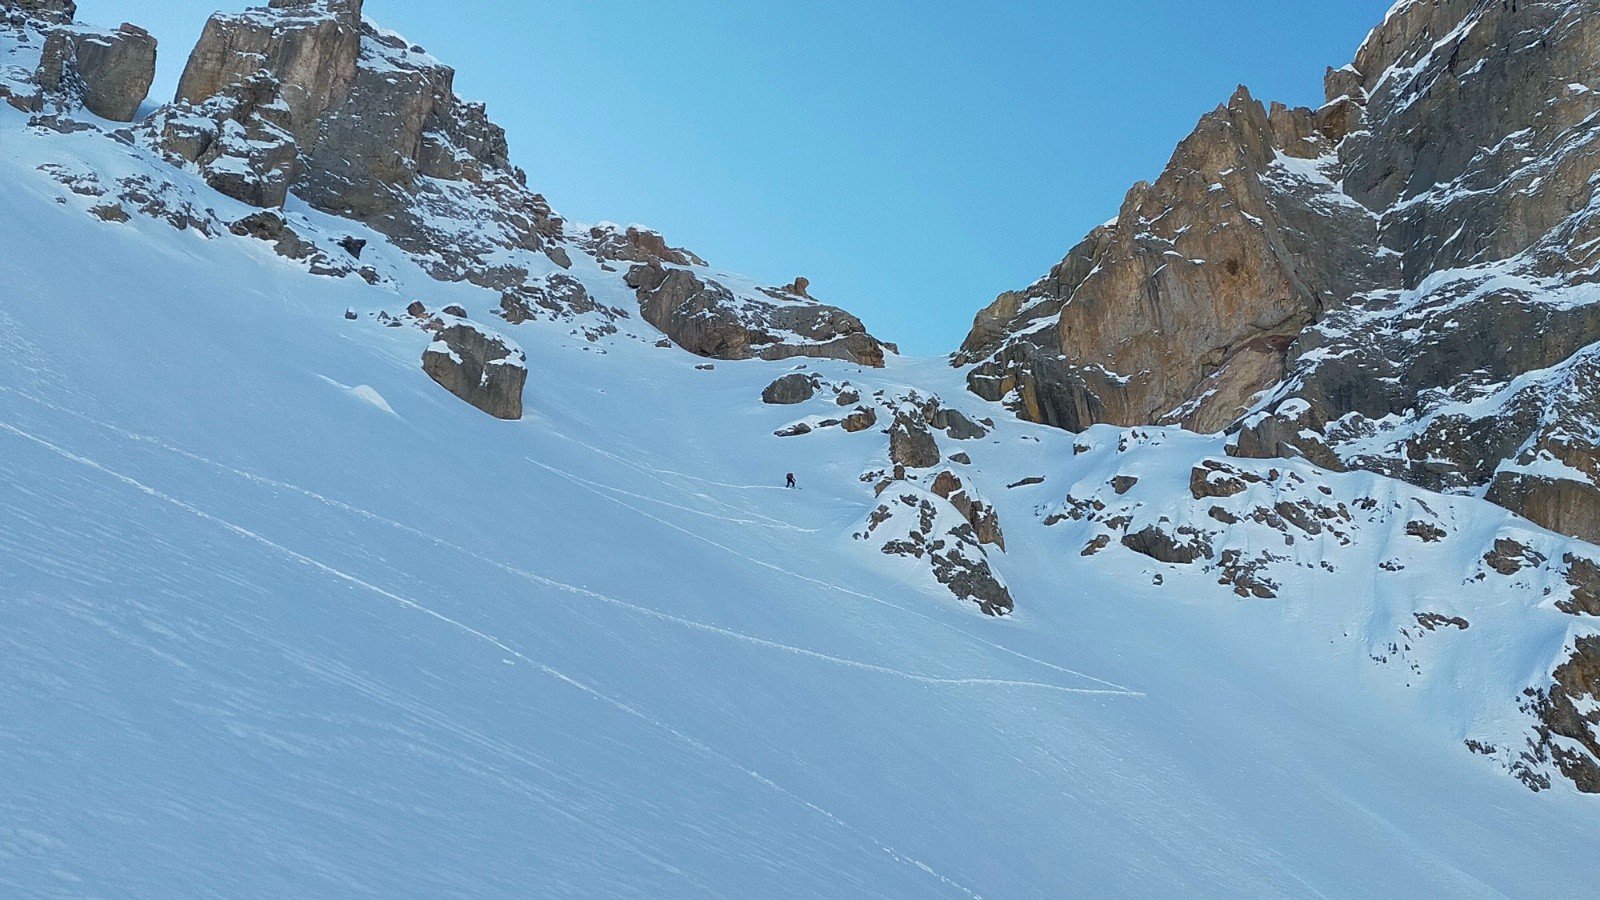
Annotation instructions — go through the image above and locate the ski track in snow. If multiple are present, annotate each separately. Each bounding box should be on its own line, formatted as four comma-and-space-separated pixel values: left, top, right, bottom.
525, 455, 830, 533
549, 428, 817, 523
0, 415, 985, 899
0, 386, 1141, 698
526, 455, 1147, 696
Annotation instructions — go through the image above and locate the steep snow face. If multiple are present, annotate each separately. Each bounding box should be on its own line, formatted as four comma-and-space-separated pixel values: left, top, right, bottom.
6, 88, 1600, 897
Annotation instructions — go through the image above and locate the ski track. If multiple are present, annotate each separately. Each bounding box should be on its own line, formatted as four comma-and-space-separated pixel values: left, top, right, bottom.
526, 459, 827, 533
548, 427, 821, 527
543, 427, 1148, 693
0, 416, 984, 900
0, 386, 1141, 697
528, 455, 1147, 696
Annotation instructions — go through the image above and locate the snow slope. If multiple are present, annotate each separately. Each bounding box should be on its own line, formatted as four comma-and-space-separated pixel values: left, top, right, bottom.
3, 63, 1600, 900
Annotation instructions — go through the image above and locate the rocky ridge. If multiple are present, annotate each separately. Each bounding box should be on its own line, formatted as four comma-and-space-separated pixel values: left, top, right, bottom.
2, 0, 889, 376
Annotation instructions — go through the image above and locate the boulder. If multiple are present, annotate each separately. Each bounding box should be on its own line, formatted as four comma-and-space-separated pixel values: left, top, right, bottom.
1121, 524, 1214, 565
421, 321, 526, 420
931, 407, 987, 440
841, 406, 877, 433
35, 23, 156, 121
888, 415, 940, 469
761, 373, 816, 405
229, 210, 312, 258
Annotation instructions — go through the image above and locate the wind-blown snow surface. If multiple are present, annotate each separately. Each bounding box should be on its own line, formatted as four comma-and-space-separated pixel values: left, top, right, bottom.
3, 131, 1600, 899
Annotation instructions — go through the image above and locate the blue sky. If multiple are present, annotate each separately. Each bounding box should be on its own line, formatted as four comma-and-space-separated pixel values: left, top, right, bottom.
78, 0, 1396, 355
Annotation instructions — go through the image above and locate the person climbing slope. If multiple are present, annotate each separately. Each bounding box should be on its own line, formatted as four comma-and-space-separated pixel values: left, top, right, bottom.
785, 472, 797, 489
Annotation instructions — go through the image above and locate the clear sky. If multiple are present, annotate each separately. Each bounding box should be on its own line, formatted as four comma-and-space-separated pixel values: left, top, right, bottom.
78, 0, 1397, 355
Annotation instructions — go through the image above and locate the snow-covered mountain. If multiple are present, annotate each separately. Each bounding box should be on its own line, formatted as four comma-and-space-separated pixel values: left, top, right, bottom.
3, 0, 1600, 895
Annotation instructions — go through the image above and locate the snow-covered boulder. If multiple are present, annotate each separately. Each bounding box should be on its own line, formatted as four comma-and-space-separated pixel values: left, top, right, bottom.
421, 320, 527, 420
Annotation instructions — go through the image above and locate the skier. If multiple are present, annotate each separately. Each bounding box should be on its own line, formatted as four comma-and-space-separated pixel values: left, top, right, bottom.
785, 472, 797, 489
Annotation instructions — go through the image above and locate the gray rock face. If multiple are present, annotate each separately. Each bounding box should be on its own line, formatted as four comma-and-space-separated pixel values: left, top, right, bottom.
960, 0, 1600, 545
421, 321, 527, 420
761, 373, 816, 405
295, 23, 457, 220
34, 23, 156, 121
175, 0, 363, 149
142, 71, 297, 207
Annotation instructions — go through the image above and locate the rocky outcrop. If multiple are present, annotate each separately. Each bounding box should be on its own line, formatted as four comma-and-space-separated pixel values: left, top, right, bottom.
6, 0, 158, 122
156, 0, 580, 316
142, 71, 297, 207
855, 485, 1013, 616
13, 0, 887, 373
587, 224, 705, 268
624, 260, 889, 366
421, 320, 527, 420
930, 469, 1005, 550
33, 22, 156, 121
157, 0, 892, 362
960, 0, 1600, 546
5, 0, 76, 25
1517, 637, 1600, 793
227, 208, 366, 278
